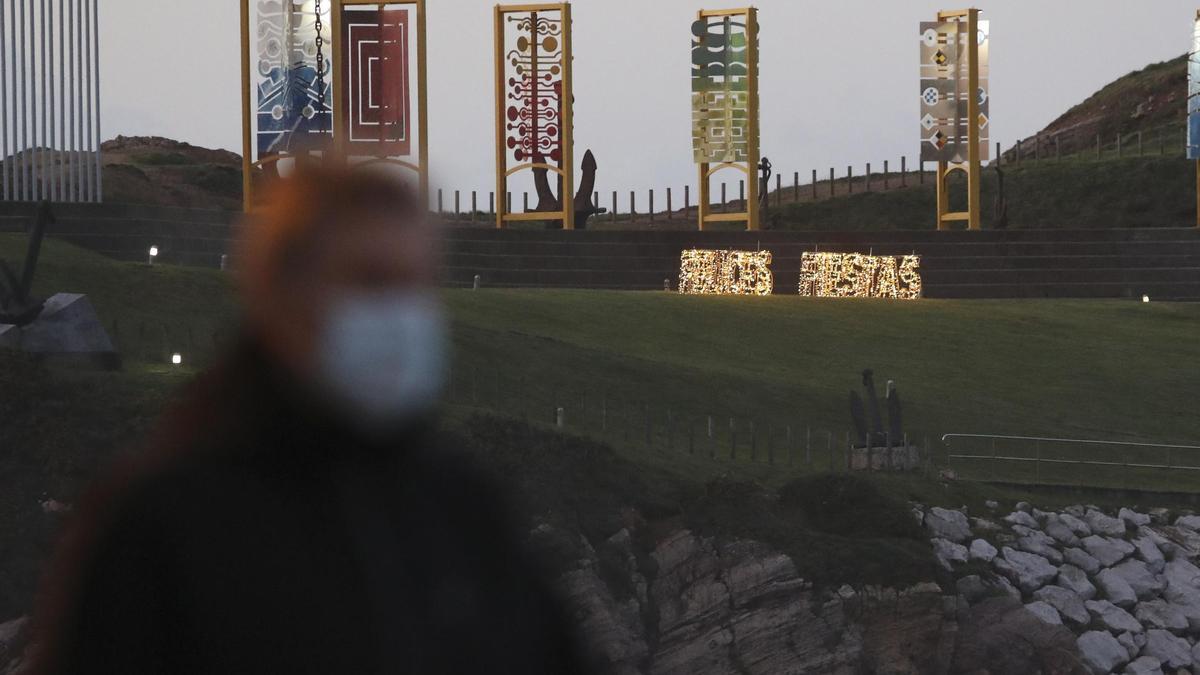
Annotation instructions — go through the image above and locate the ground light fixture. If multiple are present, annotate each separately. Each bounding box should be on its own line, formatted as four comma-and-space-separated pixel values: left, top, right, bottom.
1143, 295, 1151, 303
148, 246, 159, 265
171, 353, 183, 366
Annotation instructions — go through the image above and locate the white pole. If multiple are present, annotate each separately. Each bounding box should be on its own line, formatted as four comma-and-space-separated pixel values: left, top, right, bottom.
0, 0, 8, 201
45, 0, 54, 201
39, 0, 46, 201
74, 0, 82, 200
90, 0, 98, 201
56, 0, 62, 201
81, 0, 90, 201
19, 0, 27, 200
65, 0, 72, 201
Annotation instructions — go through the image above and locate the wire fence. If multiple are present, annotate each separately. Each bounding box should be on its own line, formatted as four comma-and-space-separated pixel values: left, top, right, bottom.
444, 363, 935, 475
943, 433, 1200, 493
430, 124, 1189, 226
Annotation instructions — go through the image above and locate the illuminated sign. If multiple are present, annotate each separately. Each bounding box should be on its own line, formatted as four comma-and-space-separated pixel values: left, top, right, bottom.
799, 253, 923, 299
679, 249, 774, 296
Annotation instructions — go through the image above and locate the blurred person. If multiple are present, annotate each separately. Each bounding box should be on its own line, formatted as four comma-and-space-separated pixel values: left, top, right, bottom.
27, 164, 589, 674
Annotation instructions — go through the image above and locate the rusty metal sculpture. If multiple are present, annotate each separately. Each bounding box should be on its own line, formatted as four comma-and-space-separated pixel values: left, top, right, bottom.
0, 201, 52, 326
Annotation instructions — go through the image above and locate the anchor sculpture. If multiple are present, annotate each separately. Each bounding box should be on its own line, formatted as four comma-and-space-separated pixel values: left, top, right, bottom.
0, 202, 119, 369
0, 201, 52, 326
530, 149, 606, 229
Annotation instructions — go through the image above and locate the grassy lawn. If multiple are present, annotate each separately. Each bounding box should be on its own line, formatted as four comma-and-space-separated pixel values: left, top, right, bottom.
1, 232, 1199, 617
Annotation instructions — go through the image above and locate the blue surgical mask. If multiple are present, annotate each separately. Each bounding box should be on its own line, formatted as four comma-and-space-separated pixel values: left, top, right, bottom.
315, 290, 447, 433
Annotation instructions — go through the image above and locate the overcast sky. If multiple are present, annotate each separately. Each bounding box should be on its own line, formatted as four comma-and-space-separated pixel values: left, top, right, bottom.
100, 0, 1195, 199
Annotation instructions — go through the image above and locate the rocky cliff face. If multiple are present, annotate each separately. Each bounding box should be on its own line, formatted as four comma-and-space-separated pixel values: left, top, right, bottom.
544, 520, 1090, 675
551, 502, 1200, 675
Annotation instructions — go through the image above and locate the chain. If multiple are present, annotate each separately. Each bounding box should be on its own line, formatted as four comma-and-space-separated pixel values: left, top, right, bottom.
313, 0, 327, 130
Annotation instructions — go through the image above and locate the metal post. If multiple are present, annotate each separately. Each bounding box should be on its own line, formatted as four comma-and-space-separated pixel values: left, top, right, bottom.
0, 0, 7, 200
847, 165, 852, 193
649, 189, 654, 223
865, 163, 871, 192
793, 171, 799, 201
471, 191, 477, 221
629, 190, 635, 222
666, 187, 672, 220
900, 157, 906, 187
738, 179, 744, 205
684, 184, 690, 218
437, 189, 443, 213
84, 0, 94, 200
812, 169, 817, 199
775, 173, 781, 207
883, 160, 888, 189
19, 0, 27, 199
489, 191, 494, 214
721, 182, 726, 210
454, 190, 460, 217
522, 191, 528, 212
611, 190, 616, 223
40, 0, 47, 201
829, 167, 834, 197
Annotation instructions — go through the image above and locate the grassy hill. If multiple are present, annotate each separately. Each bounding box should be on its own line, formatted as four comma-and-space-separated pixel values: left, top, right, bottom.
1, 232, 1199, 618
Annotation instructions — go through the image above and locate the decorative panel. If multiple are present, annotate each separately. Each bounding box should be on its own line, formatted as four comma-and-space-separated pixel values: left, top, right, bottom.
919, 20, 989, 163
503, 9, 565, 164
255, 0, 333, 158
340, 6, 411, 156
1189, 15, 1200, 160
691, 16, 754, 164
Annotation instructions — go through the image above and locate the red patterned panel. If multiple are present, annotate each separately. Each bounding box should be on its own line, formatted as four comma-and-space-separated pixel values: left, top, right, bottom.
340, 7, 411, 156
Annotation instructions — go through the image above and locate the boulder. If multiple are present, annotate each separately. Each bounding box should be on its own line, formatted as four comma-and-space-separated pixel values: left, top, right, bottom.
925, 507, 971, 543
1005, 511, 1041, 530
995, 547, 1059, 594
1084, 535, 1136, 568
1025, 600, 1062, 625
0, 293, 120, 370
1034, 585, 1090, 626
1120, 509, 1151, 529
1146, 509, 1170, 525
1086, 599, 1145, 634
1046, 514, 1083, 547
1058, 564, 1099, 600
969, 538, 998, 563
1109, 559, 1165, 601
1161, 559, 1200, 632
1131, 532, 1166, 575
1016, 533, 1065, 565
1060, 512, 1094, 538
1122, 655, 1163, 675
1174, 515, 1200, 532
1087, 509, 1129, 538
972, 517, 1002, 535
985, 499, 1000, 510
1116, 631, 1139, 661
1141, 629, 1192, 670
1065, 547, 1103, 576
1077, 630, 1131, 674
1096, 569, 1140, 609
1135, 600, 1190, 635
1012, 524, 1035, 538
932, 538, 968, 571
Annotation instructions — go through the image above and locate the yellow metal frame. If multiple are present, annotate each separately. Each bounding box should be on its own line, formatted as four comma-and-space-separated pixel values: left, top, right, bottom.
494, 3, 574, 230
695, 7, 760, 232
934, 8, 981, 231
239, 0, 431, 212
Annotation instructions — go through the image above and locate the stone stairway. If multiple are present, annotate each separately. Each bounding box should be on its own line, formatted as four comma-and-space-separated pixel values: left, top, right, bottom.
444, 227, 1200, 300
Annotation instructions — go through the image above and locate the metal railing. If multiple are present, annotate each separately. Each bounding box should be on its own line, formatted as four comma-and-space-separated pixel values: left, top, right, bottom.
943, 433, 1200, 492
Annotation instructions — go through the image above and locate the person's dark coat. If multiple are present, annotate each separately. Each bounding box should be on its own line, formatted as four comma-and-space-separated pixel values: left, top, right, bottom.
29, 340, 589, 675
